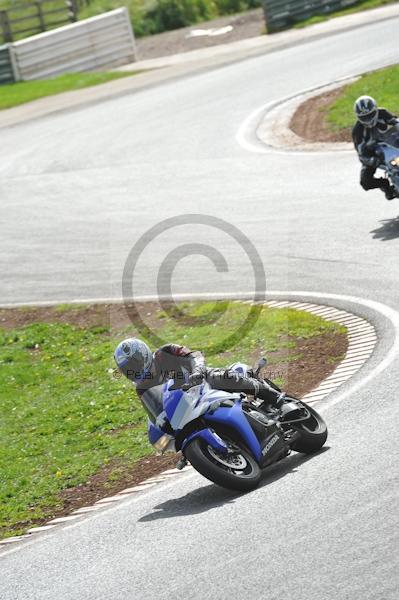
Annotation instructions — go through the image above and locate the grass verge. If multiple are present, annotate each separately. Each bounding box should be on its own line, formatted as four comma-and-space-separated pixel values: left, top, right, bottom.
0, 71, 136, 110
0, 300, 347, 538
325, 63, 399, 132
295, 0, 396, 29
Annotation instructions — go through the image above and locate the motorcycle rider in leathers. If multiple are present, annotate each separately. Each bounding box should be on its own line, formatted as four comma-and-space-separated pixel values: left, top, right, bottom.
114, 338, 283, 424
353, 95, 398, 200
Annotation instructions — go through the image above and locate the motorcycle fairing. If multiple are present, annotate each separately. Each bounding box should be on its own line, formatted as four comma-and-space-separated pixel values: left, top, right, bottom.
181, 428, 229, 454
376, 125, 399, 191
378, 144, 399, 189
148, 419, 164, 445
204, 400, 262, 462
379, 144, 398, 163
162, 380, 242, 432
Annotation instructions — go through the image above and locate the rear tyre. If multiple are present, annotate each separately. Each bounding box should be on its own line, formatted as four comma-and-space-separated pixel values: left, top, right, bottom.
184, 435, 261, 492
290, 402, 328, 454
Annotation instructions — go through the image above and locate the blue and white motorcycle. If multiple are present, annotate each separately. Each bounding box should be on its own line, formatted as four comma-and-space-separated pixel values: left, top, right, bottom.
145, 359, 327, 491
376, 124, 399, 198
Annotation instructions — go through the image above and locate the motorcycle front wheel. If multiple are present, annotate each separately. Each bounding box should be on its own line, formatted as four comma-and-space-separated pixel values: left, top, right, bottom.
184, 435, 261, 492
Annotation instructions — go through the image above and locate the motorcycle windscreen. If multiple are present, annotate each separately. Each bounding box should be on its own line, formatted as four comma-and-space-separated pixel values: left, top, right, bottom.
140, 385, 165, 422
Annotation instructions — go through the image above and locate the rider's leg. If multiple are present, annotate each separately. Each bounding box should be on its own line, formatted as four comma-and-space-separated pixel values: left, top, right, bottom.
360, 166, 395, 199
205, 368, 282, 405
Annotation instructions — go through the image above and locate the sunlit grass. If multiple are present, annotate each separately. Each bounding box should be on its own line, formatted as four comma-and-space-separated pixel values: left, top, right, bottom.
0, 71, 136, 110
0, 301, 344, 537
324, 64, 399, 131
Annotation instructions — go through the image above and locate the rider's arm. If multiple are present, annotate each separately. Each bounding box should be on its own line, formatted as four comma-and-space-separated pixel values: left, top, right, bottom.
380, 108, 399, 125
352, 123, 378, 166
155, 344, 206, 377
352, 123, 365, 157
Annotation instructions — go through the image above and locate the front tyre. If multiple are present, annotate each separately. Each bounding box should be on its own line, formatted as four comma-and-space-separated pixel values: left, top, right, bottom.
184, 435, 261, 492
290, 402, 328, 454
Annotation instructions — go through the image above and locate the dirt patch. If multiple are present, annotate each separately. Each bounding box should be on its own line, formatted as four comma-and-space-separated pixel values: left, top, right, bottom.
0, 301, 163, 331
290, 86, 352, 143
285, 332, 346, 397
217, 331, 347, 398
135, 9, 265, 60
1, 302, 347, 538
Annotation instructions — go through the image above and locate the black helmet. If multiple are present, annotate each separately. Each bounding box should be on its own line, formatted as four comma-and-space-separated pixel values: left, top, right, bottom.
354, 95, 378, 127
114, 338, 153, 382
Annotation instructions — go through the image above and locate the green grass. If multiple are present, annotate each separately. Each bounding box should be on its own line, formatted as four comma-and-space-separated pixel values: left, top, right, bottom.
0, 71, 136, 110
0, 301, 345, 538
325, 63, 399, 131
294, 0, 396, 29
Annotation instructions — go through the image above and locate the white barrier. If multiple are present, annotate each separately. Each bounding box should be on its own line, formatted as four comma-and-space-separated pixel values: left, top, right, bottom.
10, 8, 136, 81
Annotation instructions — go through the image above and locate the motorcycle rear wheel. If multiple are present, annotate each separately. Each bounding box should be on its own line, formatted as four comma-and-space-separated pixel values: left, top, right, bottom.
184, 435, 261, 492
290, 402, 328, 454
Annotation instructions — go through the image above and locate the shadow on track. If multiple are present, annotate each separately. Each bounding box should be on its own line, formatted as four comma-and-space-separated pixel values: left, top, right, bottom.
370, 217, 399, 241
138, 447, 330, 523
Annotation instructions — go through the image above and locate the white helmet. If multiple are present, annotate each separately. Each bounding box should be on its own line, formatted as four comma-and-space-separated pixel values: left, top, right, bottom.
114, 338, 153, 382
354, 96, 378, 127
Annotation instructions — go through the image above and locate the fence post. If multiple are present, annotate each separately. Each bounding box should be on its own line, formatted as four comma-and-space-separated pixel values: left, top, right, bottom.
0, 10, 13, 43
66, 0, 78, 23
0, 43, 17, 84
262, 1, 270, 34
35, 1, 46, 33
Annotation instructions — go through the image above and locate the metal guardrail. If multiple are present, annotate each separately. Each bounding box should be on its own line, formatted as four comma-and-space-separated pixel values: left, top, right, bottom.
0, 43, 15, 83
263, 0, 360, 32
1, 8, 136, 83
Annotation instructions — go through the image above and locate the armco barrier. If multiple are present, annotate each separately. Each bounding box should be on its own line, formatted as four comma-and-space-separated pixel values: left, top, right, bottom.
6, 7, 136, 82
263, 0, 359, 32
0, 44, 15, 83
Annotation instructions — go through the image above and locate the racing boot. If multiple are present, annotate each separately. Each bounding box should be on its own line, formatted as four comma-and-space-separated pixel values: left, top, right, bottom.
257, 382, 286, 409
381, 179, 396, 200
385, 186, 396, 200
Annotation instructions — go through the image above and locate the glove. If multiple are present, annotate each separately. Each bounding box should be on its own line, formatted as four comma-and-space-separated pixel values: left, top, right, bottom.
362, 155, 379, 168
365, 140, 377, 151
169, 371, 205, 391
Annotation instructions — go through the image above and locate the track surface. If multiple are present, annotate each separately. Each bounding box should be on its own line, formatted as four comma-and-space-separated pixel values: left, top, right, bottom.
1, 16, 399, 600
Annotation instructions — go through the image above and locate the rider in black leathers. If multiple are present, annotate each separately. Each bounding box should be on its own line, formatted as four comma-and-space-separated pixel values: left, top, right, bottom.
114, 338, 282, 422
353, 95, 398, 200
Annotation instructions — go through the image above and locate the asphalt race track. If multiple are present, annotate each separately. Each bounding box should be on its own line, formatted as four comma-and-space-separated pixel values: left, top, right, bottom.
1, 14, 399, 600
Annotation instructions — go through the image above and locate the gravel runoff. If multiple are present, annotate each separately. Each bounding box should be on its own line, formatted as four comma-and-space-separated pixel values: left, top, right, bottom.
135, 9, 265, 61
